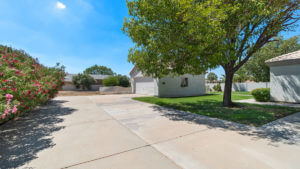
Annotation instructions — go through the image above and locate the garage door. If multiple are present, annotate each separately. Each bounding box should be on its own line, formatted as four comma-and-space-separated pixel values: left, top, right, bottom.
135, 77, 155, 95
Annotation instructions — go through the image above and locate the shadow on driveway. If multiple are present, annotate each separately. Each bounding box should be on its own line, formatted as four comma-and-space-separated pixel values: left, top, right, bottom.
0, 100, 76, 169
152, 105, 300, 145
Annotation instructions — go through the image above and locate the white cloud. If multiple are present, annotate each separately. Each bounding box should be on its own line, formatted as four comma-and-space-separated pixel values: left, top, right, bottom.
56, 1, 66, 10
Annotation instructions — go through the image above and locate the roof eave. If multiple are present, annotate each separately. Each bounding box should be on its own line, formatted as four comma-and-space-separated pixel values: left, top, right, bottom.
266, 59, 300, 67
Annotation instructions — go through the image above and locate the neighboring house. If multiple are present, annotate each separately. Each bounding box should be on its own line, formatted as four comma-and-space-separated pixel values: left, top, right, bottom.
62, 74, 109, 91
266, 50, 300, 103
130, 67, 206, 97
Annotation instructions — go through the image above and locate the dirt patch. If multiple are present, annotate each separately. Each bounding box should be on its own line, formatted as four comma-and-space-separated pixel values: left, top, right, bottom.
58, 91, 100, 96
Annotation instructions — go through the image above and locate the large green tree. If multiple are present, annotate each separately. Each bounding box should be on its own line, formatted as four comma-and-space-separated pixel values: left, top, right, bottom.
123, 0, 299, 107
116, 74, 131, 87
72, 74, 96, 90
233, 67, 250, 83
207, 72, 218, 83
84, 65, 115, 75
237, 36, 300, 82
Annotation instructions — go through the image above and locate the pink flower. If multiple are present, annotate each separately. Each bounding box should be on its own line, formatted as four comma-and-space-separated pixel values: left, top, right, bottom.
5, 94, 13, 100
2, 87, 6, 90
4, 110, 9, 115
1, 113, 6, 119
12, 105, 18, 114
12, 88, 17, 92
15, 70, 21, 74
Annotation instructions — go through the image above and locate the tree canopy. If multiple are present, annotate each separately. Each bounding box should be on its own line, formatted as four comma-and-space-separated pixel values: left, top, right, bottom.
123, 0, 299, 106
207, 72, 218, 83
116, 75, 130, 87
103, 76, 119, 87
237, 36, 300, 82
84, 65, 115, 75
72, 74, 96, 90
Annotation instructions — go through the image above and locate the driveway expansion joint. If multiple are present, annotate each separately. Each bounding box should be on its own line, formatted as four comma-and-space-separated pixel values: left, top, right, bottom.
65, 118, 114, 127
62, 127, 209, 169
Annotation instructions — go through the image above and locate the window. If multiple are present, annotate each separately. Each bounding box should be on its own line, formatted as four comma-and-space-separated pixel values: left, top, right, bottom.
181, 78, 188, 87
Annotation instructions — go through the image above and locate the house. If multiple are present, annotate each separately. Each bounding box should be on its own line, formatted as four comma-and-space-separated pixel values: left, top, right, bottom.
62, 74, 109, 91
130, 67, 206, 97
265, 50, 300, 103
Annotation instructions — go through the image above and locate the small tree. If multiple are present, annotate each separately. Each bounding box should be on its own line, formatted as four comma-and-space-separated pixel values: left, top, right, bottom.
116, 75, 130, 87
103, 76, 119, 86
84, 65, 115, 75
207, 72, 218, 83
72, 74, 95, 90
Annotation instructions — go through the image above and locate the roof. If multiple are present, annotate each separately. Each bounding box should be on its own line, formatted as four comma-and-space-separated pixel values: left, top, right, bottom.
265, 50, 300, 66
129, 66, 137, 76
64, 74, 110, 82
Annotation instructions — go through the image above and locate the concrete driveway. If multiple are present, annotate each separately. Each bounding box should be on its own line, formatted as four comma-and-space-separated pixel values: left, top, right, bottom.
1, 94, 300, 169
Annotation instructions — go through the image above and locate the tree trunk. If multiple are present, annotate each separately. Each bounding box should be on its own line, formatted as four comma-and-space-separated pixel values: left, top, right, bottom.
223, 70, 234, 107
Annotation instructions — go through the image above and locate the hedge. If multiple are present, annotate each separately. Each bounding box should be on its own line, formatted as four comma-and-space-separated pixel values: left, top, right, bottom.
0, 45, 65, 124
103, 76, 119, 86
251, 88, 270, 102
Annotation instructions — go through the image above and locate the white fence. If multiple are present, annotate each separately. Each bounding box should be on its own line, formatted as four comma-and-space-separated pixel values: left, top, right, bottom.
206, 82, 270, 92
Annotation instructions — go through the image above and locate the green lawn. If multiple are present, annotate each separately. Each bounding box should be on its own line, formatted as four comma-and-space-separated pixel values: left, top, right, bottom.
133, 92, 300, 126
210, 91, 251, 95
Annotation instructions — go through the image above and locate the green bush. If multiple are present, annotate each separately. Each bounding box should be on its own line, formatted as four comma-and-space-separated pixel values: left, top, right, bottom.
251, 88, 270, 102
117, 75, 130, 87
213, 83, 222, 92
72, 74, 95, 90
103, 76, 119, 86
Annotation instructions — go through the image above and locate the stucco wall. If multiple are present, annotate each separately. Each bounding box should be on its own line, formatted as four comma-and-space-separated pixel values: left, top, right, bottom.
130, 78, 135, 93
270, 64, 300, 103
62, 84, 101, 91
206, 82, 270, 92
99, 86, 132, 94
158, 74, 206, 97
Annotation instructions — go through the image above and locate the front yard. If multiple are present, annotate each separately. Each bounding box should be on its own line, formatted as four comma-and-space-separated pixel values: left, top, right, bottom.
133, 92, 300, 126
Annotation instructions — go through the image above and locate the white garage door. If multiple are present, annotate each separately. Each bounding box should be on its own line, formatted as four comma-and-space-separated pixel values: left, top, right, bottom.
135, 77, 155, 95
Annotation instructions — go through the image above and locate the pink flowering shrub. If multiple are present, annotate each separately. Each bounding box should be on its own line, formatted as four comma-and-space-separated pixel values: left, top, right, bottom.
0, 45, 65, 123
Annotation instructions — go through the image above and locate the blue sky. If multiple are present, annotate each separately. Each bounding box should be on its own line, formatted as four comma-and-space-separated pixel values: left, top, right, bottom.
0, 0, 132, 75
0, 0, 299, 77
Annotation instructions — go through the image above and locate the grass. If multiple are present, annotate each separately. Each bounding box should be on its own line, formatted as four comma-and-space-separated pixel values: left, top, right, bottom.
210, 91, 251, 95
133, 92, 300, 127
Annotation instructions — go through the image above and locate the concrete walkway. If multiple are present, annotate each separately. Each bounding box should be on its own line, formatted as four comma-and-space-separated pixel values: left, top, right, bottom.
237, 98, 300, 108
1, 94, 300, 169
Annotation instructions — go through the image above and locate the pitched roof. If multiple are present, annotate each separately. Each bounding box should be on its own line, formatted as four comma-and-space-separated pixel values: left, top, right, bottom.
129, 66, 138, 76
265, 50, 300, 66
